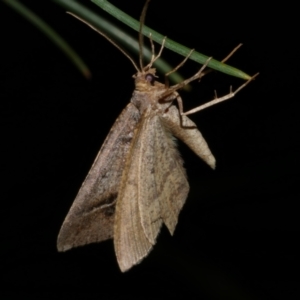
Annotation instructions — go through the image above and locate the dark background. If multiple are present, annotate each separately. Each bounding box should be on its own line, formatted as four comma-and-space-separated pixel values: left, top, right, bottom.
1, 1, 299, 299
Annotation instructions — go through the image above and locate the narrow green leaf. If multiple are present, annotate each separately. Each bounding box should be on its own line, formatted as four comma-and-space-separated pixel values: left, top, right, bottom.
3, 0, 91, 79
92, 0, 251, 80
53, 0, 186, 85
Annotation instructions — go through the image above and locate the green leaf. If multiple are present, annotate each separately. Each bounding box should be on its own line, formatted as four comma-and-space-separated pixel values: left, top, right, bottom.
91, 0, 251, 80
3, 0, 91, 78
53, 0, 186, 85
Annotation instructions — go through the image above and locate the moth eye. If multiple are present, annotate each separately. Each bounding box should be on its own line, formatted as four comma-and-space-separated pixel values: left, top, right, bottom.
145, 74, 155, 85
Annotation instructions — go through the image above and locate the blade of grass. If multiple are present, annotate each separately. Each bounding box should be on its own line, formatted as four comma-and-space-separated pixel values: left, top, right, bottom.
92, 0, 251, 80
53, 0, 186, 85
3, 0, 91, 79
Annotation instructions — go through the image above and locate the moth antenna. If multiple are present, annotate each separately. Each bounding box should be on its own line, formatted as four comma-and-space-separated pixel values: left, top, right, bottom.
67, 12, 140, 72
139, 0, 151, 70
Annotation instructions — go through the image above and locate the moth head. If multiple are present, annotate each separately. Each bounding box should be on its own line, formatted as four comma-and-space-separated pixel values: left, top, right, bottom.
133, 68, 158, 91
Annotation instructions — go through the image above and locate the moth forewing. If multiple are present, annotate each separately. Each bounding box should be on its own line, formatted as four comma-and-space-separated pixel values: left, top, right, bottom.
113, 108, 156, 272
113, 79, 191, 272
57, 103, 140, 251
134, 112, 164, 244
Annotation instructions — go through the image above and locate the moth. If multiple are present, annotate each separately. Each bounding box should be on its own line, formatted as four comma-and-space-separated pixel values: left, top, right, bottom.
57, 1, 257, 272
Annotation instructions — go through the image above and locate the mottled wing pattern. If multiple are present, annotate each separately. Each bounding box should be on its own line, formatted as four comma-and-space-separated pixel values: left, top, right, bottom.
57, 103, 140, 251
114, 108, 189, 272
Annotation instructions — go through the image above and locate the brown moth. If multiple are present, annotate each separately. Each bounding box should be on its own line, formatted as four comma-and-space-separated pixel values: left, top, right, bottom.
57, 1, 257, 272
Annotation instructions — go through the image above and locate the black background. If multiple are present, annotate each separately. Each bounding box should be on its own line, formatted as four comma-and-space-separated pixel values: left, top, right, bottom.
1, 1, 299, 299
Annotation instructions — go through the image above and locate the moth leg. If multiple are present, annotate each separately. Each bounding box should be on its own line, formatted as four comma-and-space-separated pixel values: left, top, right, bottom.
144, 35, 167, 71
163, 49, 194, 88
181, 73, 259, 116
165, 49, 195, 77
173, 93, 197, 128
160, 91, 194, 128
222, 44, 243, 63
162, 57, 212, 99
165, 44, 242, 85
201, 44, 243, 78
147, 33, 156, 68
163, 48, 248, 98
